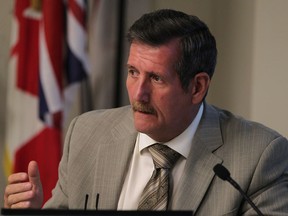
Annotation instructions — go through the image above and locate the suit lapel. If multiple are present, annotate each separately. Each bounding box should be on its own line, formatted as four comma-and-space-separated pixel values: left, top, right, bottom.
173, 103, 223, 212
92, 109, 138, 210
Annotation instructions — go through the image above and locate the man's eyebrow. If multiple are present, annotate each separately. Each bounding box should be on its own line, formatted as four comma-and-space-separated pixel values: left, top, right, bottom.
126, 64, 160, 76
126, 64, 135, 69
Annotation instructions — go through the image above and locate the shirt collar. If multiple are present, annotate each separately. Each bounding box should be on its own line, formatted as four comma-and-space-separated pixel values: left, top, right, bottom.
138, 103, 204, 158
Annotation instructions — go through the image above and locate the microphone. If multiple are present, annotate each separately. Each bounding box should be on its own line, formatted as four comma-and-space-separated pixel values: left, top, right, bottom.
84, 193, 100, 210
213, 164, 264, 216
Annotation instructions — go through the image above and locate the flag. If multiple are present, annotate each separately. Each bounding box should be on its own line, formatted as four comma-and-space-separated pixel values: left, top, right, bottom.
3, 0, 90, 204
64, 0, 91, 129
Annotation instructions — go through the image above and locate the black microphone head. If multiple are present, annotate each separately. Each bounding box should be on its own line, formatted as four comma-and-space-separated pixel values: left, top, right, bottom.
213, 164, 231, 181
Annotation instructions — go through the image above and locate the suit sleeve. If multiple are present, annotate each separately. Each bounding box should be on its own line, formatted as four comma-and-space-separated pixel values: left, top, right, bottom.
43, 117, 78, 209
241, 135, 288, 215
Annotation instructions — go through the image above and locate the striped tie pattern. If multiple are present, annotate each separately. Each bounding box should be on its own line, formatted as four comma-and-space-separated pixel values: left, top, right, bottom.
138, 144, 181, 210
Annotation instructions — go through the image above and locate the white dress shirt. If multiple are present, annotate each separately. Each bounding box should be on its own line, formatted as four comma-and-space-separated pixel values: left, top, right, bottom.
117, 104, 203, 210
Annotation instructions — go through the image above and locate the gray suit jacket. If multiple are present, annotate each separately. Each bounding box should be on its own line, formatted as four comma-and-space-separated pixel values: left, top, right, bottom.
44, 103, 288, 215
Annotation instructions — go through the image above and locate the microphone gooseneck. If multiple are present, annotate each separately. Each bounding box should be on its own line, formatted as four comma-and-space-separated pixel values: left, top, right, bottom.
213, 164, 264, 216
84, 193, 100, 210
84, 194, 89, 210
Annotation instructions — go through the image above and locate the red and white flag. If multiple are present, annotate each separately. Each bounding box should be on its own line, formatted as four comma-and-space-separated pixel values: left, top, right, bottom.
3, 0, 90, 203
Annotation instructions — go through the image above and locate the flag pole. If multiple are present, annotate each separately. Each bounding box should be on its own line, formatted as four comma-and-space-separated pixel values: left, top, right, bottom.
114, 0, 126, 108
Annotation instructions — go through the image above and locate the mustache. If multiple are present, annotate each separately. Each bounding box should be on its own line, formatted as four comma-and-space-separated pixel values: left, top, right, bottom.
132, 102, 156, 115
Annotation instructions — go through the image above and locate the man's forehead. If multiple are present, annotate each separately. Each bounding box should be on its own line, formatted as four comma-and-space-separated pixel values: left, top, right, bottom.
128, 41, 180, 62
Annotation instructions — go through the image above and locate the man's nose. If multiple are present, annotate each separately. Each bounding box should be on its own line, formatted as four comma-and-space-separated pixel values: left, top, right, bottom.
134, 78, 150, 103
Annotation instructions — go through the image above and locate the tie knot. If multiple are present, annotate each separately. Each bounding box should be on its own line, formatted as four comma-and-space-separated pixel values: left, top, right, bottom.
148, 144, 181, 169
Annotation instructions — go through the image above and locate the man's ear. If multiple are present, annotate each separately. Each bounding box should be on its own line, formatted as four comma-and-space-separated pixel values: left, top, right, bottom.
190, 72, 211, 104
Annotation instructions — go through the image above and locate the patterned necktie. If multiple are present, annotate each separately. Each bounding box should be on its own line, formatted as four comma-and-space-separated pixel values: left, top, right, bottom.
138, 144, 181, 210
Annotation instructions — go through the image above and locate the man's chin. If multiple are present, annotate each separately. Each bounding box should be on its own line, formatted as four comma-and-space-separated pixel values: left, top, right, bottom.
134, 118, 156, 132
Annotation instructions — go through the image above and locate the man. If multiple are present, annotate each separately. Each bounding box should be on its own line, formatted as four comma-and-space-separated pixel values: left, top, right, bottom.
4, 9, 288, 215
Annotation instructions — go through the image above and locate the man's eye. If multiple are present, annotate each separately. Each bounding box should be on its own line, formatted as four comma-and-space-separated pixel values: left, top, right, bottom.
151, 74, 163, 83
128, 70, 138, 77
